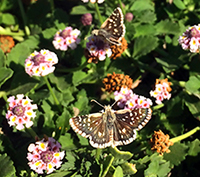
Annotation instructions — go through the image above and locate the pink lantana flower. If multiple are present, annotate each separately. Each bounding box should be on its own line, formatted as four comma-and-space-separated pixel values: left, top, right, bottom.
114, 87, 152, 109
25, 49, 58, 77
178, 24, 200, 53
6, 94, 37, 130
85, 35, 112, 63
150, 78, 172, 105
27, 137, 65, 174
53, 27, 81, 51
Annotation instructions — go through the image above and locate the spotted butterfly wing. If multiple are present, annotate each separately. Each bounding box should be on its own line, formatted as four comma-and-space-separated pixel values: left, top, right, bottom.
112, 108, 152, 147
92, 7, 126, 45
70, 105, 152, 149
69, 112, 112, 148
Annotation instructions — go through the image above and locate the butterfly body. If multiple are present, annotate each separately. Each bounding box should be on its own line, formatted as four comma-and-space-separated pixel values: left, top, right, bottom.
92, 7, 126, 46
70, 104, 152, 149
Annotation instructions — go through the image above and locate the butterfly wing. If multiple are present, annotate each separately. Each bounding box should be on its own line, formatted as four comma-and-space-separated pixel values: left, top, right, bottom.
94, 7, 125, 45
112, 108, 152, 147
70, 112, 112, 148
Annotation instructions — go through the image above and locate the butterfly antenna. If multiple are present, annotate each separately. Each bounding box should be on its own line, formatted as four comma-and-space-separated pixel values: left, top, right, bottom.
111, 100, 118, 108
91, 99, 104, 108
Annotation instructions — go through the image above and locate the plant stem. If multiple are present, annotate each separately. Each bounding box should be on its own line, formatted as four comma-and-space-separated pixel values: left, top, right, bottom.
96, 148, 101, 163
26, 127, 38, 139
43, 76, 62, 112
170, 126, 200, 143
49, 0, 55, 13
71, 170, 79, 177
17, 0, 30, 36
101, 155, 114, 177
134, 60, 162, 76
152, 103, 164, 110
118, 0, 125, 14
95, 2, 103, 24
167, 75, 186, 88
0, 30, 25, 36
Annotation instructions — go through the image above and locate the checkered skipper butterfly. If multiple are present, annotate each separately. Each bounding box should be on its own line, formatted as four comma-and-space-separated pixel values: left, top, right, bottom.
92, 7, 126, 45
70, 100, 152, 149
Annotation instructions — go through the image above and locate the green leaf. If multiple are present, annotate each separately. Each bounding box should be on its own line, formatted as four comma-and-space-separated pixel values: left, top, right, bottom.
121, 162, 137, 175
21, 35, 40, 50
166, 93, 184, 118
71, 5, 93, 15
133, 36, 158, 59
65, 151, 76, 163
48, 73, 74, 93
188, 139, 200, 156
155, 57, 180, 73
185, 75, 200, 99
85, 161, 92, 171
42, 27, 57, 39
157, 161, 171, 177
61, 90, 74, 107
113, 166, 123, 177
160, 113, 184, 136
1, 13, 15, 25
0, 68, 13, 88
164, 142, 188, 166
155, 20, 180, 35
135, 10, 157, 23
173, 0, 186, 10
74, 89, 89, 114
41, 100, 55, 128
47, 171, 72, 177
6, 43, 30, 70
0, 0, 16, 12
59, 134, 77, 149
8, 72, 39, 95
130, 0, 154, 12
0, 48, 5, 67
137, 155, 151, 164
72, 70, 88, 86
184, 94, 200, 121
144, 159, 159, 177
56, 109, 72, 134
109, 147, 133, 161
77, 134, 89, 146
144, 154, 171, 177
0, 154, 16, 177
134, 24, 156, 37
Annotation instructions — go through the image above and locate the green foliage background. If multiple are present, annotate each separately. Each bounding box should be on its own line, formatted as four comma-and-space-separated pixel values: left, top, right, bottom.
1, 0, 200, 176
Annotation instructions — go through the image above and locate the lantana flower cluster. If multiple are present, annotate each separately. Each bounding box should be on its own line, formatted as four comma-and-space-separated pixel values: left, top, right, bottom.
150, 130, 174, 155
81, 0, 104, 4
178, 24, 200, 53
27, 137, 65, 174
0, 35, 15, 53
114, 87, 153, 109
110, 37, 128, 60
53, 27, 81, 51
25, 49, 58, 77
150, 78, 172, 105
85, 35, 112, 63
102, 72, 133, 93
6, 94, 37, 130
